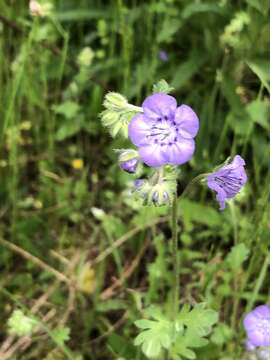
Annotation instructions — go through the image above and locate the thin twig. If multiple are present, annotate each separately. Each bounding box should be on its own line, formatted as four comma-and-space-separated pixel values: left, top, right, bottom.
90, 311, 129, 345
0, 283, 58, 354
0, 238, 72, 285
0, 253, 80, 359
100, 238, 150, 300
92, 217, 168, 266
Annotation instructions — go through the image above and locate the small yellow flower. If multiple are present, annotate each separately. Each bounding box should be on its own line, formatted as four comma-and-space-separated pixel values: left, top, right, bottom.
20, 121, 32, 131
71, 159, 84, 170
34, 200, 43, 209
0, 160, 7, 167
77, 263, 96, 295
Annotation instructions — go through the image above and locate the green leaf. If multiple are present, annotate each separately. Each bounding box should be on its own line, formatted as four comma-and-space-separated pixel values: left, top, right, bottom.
246, 99, 270, 130
56, 117, 83, 141
171, 50, 207, 89
134, 306, 174, 358
157, 19, 182, 43
52, 101, 80, 120
181, 3, 226, 19
108, 334, 137, 358
211, 323, 233, 345
226, 111, 252, 136
247, 59, 270, 94
178, 199, 222, 227
220, 76, 244, 113
171, 304, 218, 360
246, 0, 270, 15
51, 327, 70, 346
153, 80, 175, 94
226, 243, 249, 271
177, 304, 218, 337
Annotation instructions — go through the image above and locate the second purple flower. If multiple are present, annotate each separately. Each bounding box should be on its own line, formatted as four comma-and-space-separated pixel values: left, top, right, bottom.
207, 155, 247, 210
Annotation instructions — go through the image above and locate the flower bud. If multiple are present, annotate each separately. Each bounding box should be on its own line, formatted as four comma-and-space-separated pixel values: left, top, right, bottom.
29, 0, 43, 16
100, 109, 131, 138
77, 47, 94, 67
131, 178, 176, 207
134, 179, 145, 189
258, 350, 270, 360
149, 183, 173, 206
103, 92, 128, 112
132, 179, 151, 203
101, 91, 143, 138
118, 149, 139, 174
29, 0, 53, 17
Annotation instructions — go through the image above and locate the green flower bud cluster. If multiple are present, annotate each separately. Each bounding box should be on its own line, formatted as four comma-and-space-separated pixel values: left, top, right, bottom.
133, 167, 178, 206
101, 92, 142, 138
8, 309, 37, 337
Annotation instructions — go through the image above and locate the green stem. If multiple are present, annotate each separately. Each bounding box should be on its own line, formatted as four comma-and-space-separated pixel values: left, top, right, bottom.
172, 196, 179, 322
127, 104, 143, 112
180, 173, 209, 200
170, 173, 208, 322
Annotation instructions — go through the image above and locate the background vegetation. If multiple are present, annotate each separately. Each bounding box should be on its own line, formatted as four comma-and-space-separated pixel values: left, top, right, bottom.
0, 0, 270, 359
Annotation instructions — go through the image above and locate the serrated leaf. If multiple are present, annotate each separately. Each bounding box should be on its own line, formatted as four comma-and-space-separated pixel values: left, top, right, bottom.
171, 341, 196, 360
178, 304, 218, 337
51, 327, 70, 346
134, 307, 174, 358
171, 304, 218, 359
153, 80, 174, 94
135, 319, 158, 330
226, 243, 249, 271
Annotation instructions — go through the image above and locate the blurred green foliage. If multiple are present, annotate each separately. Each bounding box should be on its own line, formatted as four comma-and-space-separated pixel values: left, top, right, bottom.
0, 0, 270, 359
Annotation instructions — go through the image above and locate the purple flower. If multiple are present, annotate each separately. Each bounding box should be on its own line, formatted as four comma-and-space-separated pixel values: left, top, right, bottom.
207, 155, 247, 210
243, 305, 270, 347
128, 93, 199, 167
159, 50, 169, 62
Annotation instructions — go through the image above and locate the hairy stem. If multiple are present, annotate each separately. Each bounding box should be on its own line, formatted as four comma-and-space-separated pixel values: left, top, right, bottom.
180, 173, 209, 199
172, 196, 179, 322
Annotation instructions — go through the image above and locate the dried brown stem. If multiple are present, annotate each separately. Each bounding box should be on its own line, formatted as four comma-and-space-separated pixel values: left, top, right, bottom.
0, 238, 72, 286
100, 238, 150, 300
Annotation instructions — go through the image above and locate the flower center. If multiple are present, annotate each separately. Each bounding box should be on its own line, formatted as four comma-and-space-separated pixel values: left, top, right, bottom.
147, 116, 178, 146
214, 175, 241, 196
